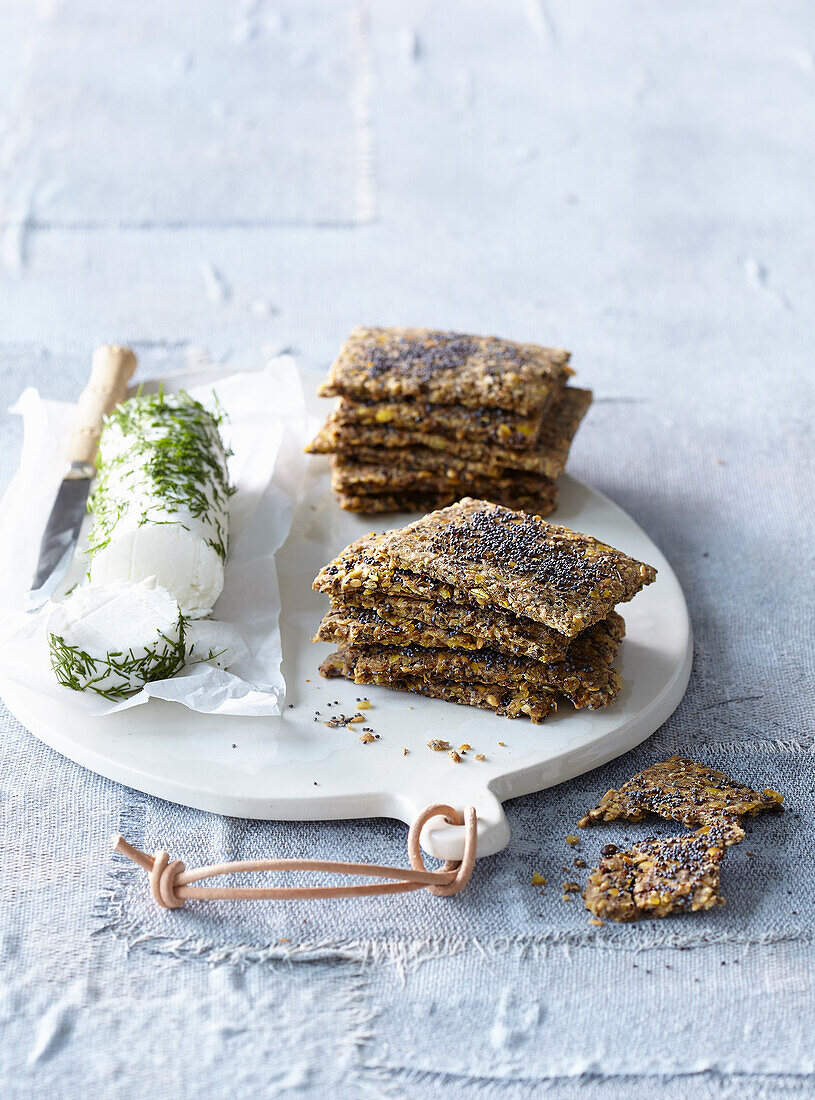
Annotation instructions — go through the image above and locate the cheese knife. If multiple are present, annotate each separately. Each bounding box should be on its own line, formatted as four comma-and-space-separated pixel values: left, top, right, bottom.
27, 344, 137, 608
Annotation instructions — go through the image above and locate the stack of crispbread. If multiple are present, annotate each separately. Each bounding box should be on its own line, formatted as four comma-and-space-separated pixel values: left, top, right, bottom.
313, 498, 657, 721
306, 326, 591, 515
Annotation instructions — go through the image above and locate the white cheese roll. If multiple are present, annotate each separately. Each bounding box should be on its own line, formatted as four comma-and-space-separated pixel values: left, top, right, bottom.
87, 391, 231, 617
48, 579, 185, 698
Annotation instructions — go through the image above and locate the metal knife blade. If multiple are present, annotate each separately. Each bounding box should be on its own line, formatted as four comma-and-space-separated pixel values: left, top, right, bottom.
26, 344, 138, 609
28, 463, 95, 606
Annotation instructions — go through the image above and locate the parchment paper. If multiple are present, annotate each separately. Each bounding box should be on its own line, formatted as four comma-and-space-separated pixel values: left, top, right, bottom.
0, 358, 306, 716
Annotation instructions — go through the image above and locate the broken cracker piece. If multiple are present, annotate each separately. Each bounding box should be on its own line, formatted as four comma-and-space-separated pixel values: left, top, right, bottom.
578, 755, 783, 831
584, 825, 734, 922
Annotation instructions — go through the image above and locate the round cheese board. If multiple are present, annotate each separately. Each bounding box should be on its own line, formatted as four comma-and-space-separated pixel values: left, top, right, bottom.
0, 432, 691, 860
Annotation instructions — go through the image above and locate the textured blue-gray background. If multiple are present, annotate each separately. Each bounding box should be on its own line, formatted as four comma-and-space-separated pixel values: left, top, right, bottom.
1, 2, 813, 1096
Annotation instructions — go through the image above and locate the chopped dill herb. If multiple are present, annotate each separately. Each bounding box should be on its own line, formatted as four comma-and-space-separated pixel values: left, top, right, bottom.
48, 615, 187, 699
87, 391, 232, 567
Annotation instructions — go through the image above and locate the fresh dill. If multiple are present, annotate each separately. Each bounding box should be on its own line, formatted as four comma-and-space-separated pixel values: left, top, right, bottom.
48, 616, 187, 699
86, 391, 232, 565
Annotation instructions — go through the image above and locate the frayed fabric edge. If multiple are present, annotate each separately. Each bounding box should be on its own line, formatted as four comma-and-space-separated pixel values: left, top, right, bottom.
96, 801, 811, 970
94, 878, 814, 971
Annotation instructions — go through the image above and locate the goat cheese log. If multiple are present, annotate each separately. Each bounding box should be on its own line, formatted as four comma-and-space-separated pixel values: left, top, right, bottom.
86, 392, 231, 618
48, 579, 186, 699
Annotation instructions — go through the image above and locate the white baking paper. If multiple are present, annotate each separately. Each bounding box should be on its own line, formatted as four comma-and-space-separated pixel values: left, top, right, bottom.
0, 358, 307, 716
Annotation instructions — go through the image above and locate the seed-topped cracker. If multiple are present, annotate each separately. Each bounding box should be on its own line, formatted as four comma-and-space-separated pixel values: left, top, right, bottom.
318, 327, 572, 416
578, 755, 784, 830
334, 482, 558, 517
378, 498, 657, 636
329, 456, 552, 499
332, 395, 549, 450
308, 388, 592, 479
319, 650, 558, 722
314, 531, 572, 651
323, 588, 572, 662
329, 445, 552, 482
315, 613, 625, 709
583, 824, 734, 922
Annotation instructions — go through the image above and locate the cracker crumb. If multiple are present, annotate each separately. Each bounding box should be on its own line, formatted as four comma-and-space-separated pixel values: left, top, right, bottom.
562, 881, 580, 892
448, 750, 462, 763
589, 919, 604, 926
475, 753, 486, 761
565, 834, 579, 845
403, 748, 409, 756
359, 732, 375, 744
498, 741, 506, 747
531, 872, 546, 886
460, 743, 472, 751
428, 739, 450, 751
357, 699, 371, 709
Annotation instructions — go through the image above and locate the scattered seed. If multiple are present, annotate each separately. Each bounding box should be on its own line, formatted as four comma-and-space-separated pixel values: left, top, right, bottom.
565, 835, 579, 846
601, 843, 619, 857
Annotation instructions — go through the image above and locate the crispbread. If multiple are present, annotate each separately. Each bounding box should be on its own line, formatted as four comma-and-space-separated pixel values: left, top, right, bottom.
314, 531, 572, 647
379, 498, 657, 636
582, 826, 734, 922
315, 614, 625, 709
329, 455, 551, 498
322, 589, 573, 661
578, 755, 784, 830
308, 388, 592, 479
332, 396, 547, 450
318, 326, 572, 415
329, 445, 526, 481
335, 481, 557, 516
319, 650, 558, 722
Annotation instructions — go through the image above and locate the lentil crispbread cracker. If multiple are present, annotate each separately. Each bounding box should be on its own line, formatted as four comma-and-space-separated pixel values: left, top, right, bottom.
332, 395, 548, 450
318, 326, 572, 416
335, 481, 558, 517
577, 754, 784, 830
320, 650, 558, 722
325, 590, 574, 661
315, 614, 625, 709
313, 531, 573, 658
307, 388, 592, 479
583, 824, 735, 922
379, 498, 657, 636
331, 445, 535, 481
329, 455, 552, 498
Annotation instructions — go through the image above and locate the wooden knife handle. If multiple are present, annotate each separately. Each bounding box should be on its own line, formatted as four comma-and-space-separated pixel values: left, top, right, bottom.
68, 345, 137, 468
